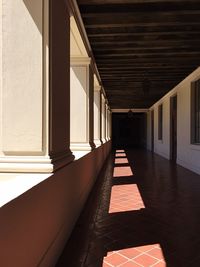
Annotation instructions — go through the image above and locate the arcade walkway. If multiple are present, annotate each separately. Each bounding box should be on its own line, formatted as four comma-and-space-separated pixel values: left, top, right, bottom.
56, 149, 200, 267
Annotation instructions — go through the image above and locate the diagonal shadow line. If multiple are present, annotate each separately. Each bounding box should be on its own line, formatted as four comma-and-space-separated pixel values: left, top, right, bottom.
22, 0, 43, 35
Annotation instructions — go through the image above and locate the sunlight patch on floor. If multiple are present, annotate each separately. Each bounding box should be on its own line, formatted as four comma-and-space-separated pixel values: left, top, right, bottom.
116, 149, 125, 153
115, 158, 129, 164
113, 166, 133, 177
109, 184, 145, 213
115, 153, 127, 158
103, 244, 165, 267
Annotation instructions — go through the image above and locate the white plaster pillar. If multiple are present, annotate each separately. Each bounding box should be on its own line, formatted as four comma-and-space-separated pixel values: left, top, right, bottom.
94, 85, 102, 146
105, 103, 109, 141
0, 0, 74, 172
107, 108, 112, 140
70, 57, 95, 153
101, 93, 106, 143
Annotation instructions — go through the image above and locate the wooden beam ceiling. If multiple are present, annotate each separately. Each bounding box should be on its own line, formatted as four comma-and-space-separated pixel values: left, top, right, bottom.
77, 0, 200, 108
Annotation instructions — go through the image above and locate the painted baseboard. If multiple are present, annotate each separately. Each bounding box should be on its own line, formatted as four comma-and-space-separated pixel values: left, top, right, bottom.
177, 158, 200, 175
154, 150, 170, 160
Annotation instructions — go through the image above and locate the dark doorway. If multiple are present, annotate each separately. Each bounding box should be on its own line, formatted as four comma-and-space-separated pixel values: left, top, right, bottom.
112, 112, 147, 149
151, 110, 154, 152
170, 95, 177, 161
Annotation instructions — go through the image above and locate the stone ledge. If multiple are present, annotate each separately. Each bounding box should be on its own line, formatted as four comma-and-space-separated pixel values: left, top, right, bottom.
0, 173, 52, 208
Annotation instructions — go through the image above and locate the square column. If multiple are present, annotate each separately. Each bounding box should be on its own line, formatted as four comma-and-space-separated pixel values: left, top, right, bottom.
101, 93, 106, 143
107, 108, 112, 140
0, 0, 74, 172
70, 57, 95, 153
105, 102, 109, 141
94, 85, 102, 147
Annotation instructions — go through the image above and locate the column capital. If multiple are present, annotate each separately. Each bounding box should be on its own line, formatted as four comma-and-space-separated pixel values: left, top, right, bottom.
70, 56, 91, 66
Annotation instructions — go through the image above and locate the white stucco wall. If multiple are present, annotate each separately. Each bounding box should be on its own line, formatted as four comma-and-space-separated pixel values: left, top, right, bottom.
1, 0, 43, 154
147, 67, 200, 175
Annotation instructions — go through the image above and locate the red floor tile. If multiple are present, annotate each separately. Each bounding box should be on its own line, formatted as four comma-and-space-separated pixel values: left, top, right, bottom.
118, 248, 141, 259
133, 254, 159, 267
115, 153, 126, 157
115, 158, 129, 164
109, 183, 145, 213
136, 245, 157, 253
107, 251, 115, 256
152, 261, 166, 267
113, 166, 133, 177
104, 253, 128, 266
120, 260, 142, 267
147, 247, 164, 260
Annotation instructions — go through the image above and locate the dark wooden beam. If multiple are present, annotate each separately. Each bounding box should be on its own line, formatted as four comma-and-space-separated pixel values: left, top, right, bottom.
83, 13, 200, 28
89, 33, 200, 42
77, 0, 200, 108
79, 2, 200, 14
86, 24, 200, 35
93, 49, 200, 56
78, 0, 200, 5
95, 56, 200, 62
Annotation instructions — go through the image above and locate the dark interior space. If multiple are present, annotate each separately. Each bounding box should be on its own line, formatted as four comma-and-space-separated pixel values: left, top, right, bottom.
112, 112, 147, 149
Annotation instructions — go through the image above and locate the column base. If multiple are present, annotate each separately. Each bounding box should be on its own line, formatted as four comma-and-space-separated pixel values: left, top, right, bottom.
70, 142, 95, 151
50, 150, 75, 171
70, 142, 96, 160
0, 150, 74, 173
94, 139, 102, 147
101, 138, 107, 144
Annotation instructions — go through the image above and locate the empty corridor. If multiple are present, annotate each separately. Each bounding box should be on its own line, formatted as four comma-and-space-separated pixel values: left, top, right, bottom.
56, 149, 200, 267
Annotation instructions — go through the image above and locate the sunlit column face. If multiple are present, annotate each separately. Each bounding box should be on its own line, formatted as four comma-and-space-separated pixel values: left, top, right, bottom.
94, 85, 101, 143
70, 66, 88, 143
1, 0, 44, 154
101, 94, 106, 141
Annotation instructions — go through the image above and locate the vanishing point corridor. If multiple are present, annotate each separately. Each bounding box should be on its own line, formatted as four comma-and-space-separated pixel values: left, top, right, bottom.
1, 2, 200, 267
56, 149, 200, 267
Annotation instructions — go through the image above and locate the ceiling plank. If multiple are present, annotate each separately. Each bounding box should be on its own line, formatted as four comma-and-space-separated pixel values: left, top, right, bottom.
83, 13, 200, 28
79, 2, 200, 14
78, 0, 200, 5
77, 0, 200, 108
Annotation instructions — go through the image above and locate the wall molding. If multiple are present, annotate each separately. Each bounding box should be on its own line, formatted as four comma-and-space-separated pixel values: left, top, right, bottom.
177, 158, 200, 175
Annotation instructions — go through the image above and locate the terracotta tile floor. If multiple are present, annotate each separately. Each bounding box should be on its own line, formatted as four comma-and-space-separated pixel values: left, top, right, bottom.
56, 149, 200, 267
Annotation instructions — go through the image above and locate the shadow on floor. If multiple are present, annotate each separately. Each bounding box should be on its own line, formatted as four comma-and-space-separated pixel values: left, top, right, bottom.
56, 149, 200, 267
